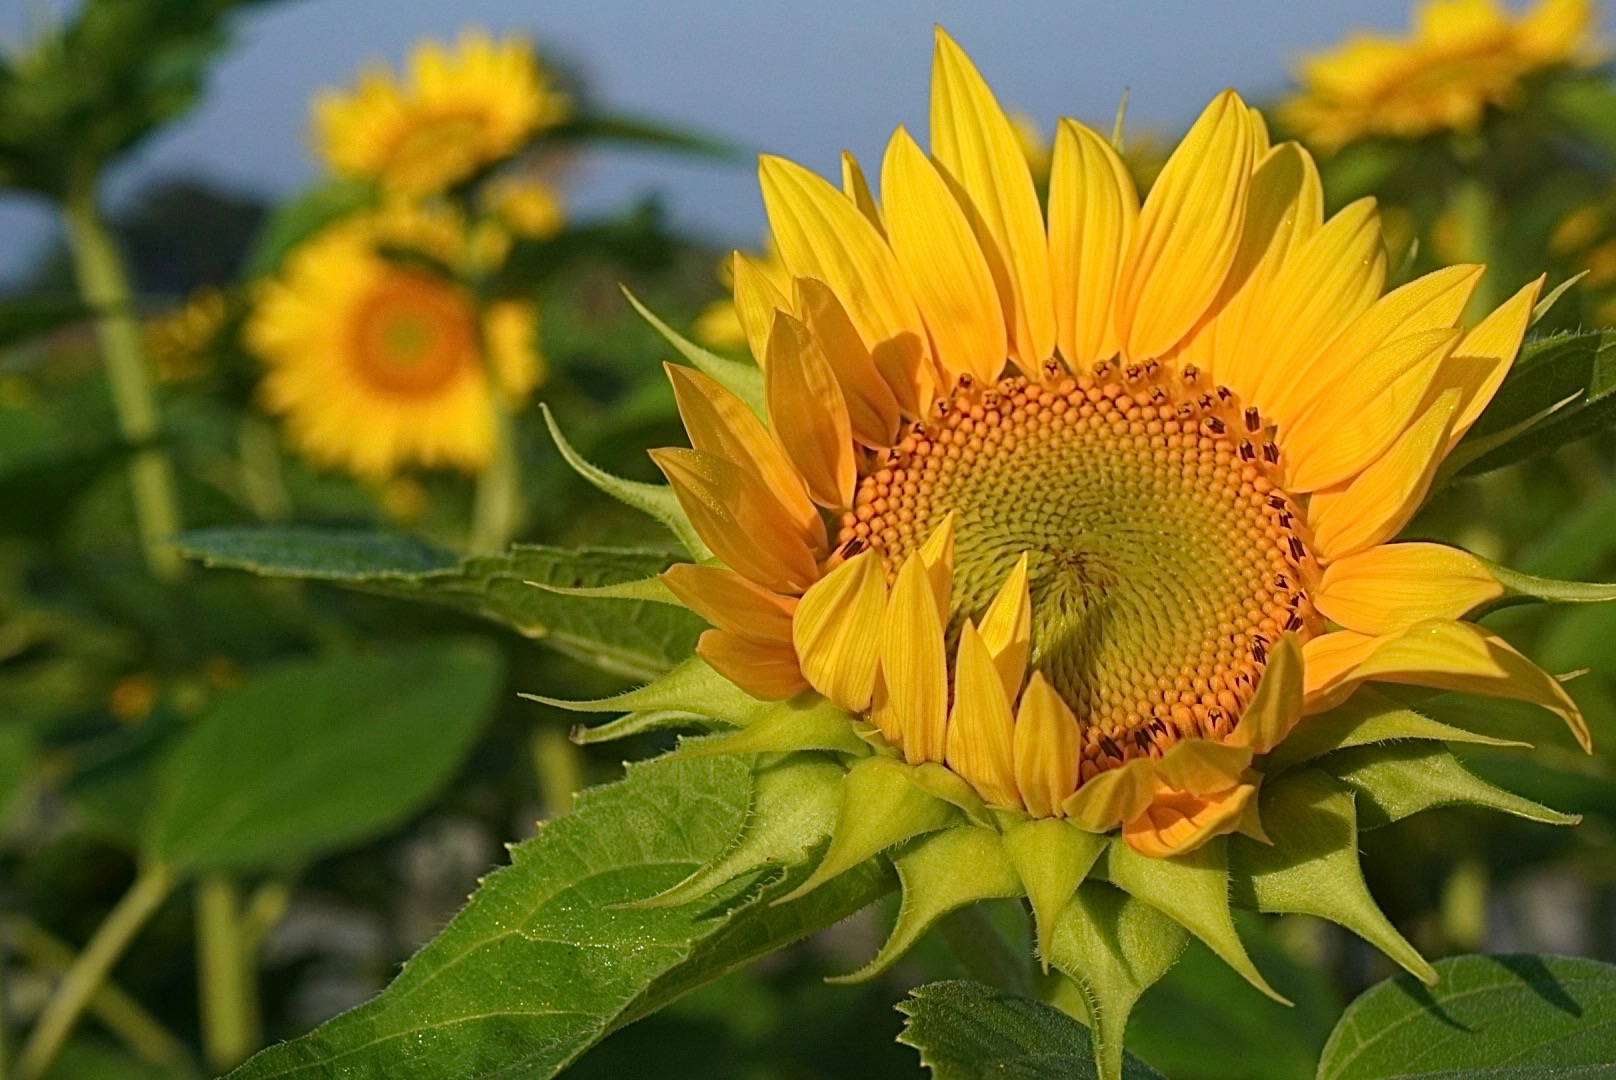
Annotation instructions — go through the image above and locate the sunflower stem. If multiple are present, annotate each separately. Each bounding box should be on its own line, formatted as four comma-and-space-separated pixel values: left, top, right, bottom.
197, 875, 262, 1072
1449, 176, 1501, 321
61, 184, 186, 583
16, 861, 176, 1080
531, 722, 584, 817
936, 905, 1032, 997
470, 399, 523, 554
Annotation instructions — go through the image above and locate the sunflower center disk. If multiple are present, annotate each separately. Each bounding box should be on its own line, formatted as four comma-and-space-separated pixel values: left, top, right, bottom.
838, 366, 1319, 773
350, 269, 477, 398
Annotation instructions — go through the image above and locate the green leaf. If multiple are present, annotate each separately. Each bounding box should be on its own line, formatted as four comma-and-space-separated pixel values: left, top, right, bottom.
897, 980, 1166, 1080
177, 527, 704, 680
542, 112, 743, 161
1263, 689, 1524, 775
241, 177, 374, 278
0, 723, 33, 824
1321, 741, 1579, 830
1455, 330, 1616, 476
227, 755, 892, 1080
1317, 954, 1616, 1079
144, 640, 503, 872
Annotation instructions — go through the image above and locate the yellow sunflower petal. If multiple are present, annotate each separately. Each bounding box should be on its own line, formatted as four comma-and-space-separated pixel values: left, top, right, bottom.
1315, 542, 1504, 634
976, 552, 1031, 700
1122, 783, 1256, 858
793, 550, 888, 712
879, 550, 950, 765
1061, 754, 1156, 831
945, 621, 1022, 808
661, 563, 797, 643
697, 628, 807, 700
1115, 89, 1257, 362
650, 447, 820, 593
841, 151, 884, 233
929, 28, 1055, 367
1154, 738, 1254, 796
1438, 275, 1545, 448
1307, 388, 1461, 562
665, 362, 820, 543
1013, 672, 1082, 817
765, 310, 857, 509
793, 277, 903, 447
917, 511, 957, 616
1227, 632, 1304, 753
881, 125, 1007, 384
732, 251, 791, 369
1047, 118, 1139, 368
759, 154, 934, 414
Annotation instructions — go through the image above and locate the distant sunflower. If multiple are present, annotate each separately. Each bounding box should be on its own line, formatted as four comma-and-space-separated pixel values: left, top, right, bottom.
1284, 0, 1595, 152
648, 30, 1583, 858
246, 204, 542, 476
314, 30, 569, 196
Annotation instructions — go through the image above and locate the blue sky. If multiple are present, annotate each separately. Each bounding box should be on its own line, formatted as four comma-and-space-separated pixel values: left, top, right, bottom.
0, 0, 1462, 287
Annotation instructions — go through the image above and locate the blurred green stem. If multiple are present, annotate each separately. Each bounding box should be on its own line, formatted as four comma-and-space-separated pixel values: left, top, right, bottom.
470, 401, 522, 555
531, 723, 583, 817
62, 185, 185, 582
197, 875, 261, 1072
937, 906, 1031, 997
1440, 855, 1489, 953
16, 861, 176, 1080
1450, 178, 1502, 321
3, 915, 191, 1071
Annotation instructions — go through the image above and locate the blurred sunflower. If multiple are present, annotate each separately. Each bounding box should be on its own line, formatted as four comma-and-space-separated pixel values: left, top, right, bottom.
143, 286, 227, 382
246, 203, 542, 476
314, 30, 569, 197
1284, 0, 1595, 152
640, 29, 1584, 860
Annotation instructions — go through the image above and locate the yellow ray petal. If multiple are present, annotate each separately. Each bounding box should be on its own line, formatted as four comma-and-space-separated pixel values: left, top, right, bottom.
765, 310, 857, 509
1301, 630, 1383, 711
1227, 633, 1304, 753
1247, 197, 1387, 410
1115, 90, 1256, 362
793, 550, 887, 712
793, 277, 902, 448
917, 511, 957, 616
841, 150, 884, 234
1316, 543, 1504, 634
946, 621, 1022, 808
665, 362, 821, 544
1436, 275, 1545, 450
1122, 783, 1256, 858
1154, 738, 1255, 796
1282, 327, 1460, 492
1307, 388, 1460, 562
1306, 619, 1591, 752
732, 251, 791, 370
697, 628, 808, 701
880, 550, 950, 765
1273, 263, 1481, 424
881, 125, 1007, 384
929, 28, 1055, 367
1013, 673, 1082, 817
661, 563, 797, 643
759, 154, 934, 414
650, 447, 820, 593
976, 552, 1031, 700
1047, 118, 1139, 369
1061, 755, 1156, 831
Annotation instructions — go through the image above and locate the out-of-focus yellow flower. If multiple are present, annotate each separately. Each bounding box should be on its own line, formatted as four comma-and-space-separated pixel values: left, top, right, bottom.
1009, 110, 1052, 186
109, 673, 156, 724
483, 175, 566, 241
246, 204, 543, 477
1284, 0, 1596, 152
314, 30, 569, 197
143, 287, 227, 382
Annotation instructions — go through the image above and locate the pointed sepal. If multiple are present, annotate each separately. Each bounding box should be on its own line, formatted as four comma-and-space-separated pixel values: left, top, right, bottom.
828, 824, 1022, 984
1104, 837, 1289, 1004
1047, 881, 1190, 1080
529, 657, 768, 727
668, 697, 870, 760
1231, 769, 1436, 983
1323, 742, 1580, 829
621, 285, 767, 414
1001, 818, 1106, 970
528, 574, 679, 603
1265, 688, 1528, 774
774, 755, 963, 905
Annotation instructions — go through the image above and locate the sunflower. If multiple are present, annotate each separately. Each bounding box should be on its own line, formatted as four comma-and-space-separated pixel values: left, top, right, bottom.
246, 204, 542, 477
1284, 0, 1595, 152
314, 30, 569, 197
550, 29, 1595, 1073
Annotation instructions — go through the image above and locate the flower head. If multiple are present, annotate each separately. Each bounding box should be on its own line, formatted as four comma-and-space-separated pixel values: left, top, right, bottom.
314, 30, 569, 197
246, 203, 543, 476
1283, 0, 1595, 152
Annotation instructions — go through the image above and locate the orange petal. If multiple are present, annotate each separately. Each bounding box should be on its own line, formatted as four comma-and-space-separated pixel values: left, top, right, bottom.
765, 310, 857, 510
661, 563, 797, 643
793, 550, 887, 712
1315, 543, 1504, 635
881, 125, 1007, 384
650, 447, 820, 593
930, 28, 1055, 367
1047, 117, 1139, 369
946, 621, 1022, 808
1154, 738, 1254, 796
697, 628, 808, 700
1013, 672, 1082, 817
1122, 783, 1256, 858
665, 362, 821, 545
